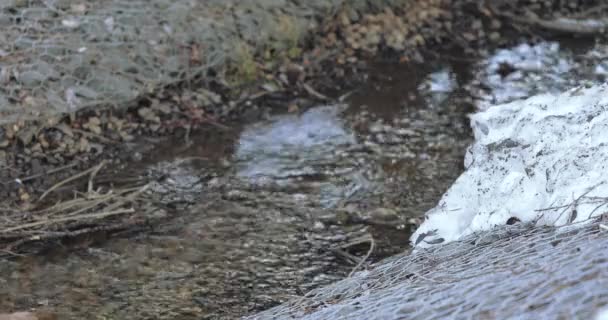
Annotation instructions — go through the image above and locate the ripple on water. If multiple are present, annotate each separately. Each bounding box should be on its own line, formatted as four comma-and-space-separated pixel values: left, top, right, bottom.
235, 105, 372, 207
236, 105, 355, 179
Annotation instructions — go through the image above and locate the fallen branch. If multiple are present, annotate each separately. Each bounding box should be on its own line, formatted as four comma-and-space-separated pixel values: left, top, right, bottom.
531, 16, 608, 35
303, 83, 331, 102
488, 4, 608, 35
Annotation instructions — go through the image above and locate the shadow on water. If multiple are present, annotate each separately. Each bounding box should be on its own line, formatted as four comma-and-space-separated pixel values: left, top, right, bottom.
2, 37, 600, 319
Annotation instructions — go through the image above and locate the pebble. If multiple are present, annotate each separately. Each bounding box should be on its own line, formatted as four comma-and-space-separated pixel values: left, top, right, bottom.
16, 125, 37, 146
225, 189, 247, 200
367, 207, 399, 224
312, 221, 325, 230
138, 107, 160, 123
395, 128, 417, 136
130, 152, 143, 162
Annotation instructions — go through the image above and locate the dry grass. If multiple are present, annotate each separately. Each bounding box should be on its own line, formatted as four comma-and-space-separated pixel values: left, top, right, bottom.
0, 162, 154, 255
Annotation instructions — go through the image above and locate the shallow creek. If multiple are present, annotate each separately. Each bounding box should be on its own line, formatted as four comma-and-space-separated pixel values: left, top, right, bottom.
0, 40, 603, 319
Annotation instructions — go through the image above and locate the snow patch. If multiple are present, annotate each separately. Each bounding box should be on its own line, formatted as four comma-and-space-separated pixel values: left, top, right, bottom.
596, 307, 608, 320
475, 42, 577, 109
412, 84, 608, 248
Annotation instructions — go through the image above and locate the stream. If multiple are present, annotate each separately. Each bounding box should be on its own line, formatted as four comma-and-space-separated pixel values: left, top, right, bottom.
0, 39, 605, 319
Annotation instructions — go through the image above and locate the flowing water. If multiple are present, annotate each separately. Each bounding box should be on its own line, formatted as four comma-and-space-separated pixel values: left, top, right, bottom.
1, 40, 603, 319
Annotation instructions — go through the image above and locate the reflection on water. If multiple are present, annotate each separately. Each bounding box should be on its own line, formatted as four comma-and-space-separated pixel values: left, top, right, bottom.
235, 105, 371, 208
418, 68, 457, 107
236, 105, 355, 181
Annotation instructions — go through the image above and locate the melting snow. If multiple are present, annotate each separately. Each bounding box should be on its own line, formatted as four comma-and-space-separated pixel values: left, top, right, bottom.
412, 84, 608, 247
474, 42, 577, 109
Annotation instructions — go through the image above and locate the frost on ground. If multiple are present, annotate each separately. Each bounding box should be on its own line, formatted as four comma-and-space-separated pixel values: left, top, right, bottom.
412, 84, 608, 248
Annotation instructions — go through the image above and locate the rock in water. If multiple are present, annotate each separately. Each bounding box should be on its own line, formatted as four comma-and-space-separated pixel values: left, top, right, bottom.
413, 84, 608, 247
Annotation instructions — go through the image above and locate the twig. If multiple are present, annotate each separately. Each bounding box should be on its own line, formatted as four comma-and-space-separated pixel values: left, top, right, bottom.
534, 182, 605, 224
348, 236, 375, 278
340, 235, 375, 249
331, 248, 362, 265
0, 208, 135, 233
2, 216, 148, 253
72, 129, 118, 144
600, 224, 608, 231
53, 195, 117, 219
0, 248, 25, 257
490, 4, 608, 35
201, 116, 232, 131
570, 4, 608, 19
303, 83, 331, 101
102, 184, 150, 213
338, 90, 356, 102
587, 201, 608, 220
18, 161, 80, 183
38, 161, 106, 202
37, 189, 134, 217
552, 183, 604, 224
87, 161, 106, 193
